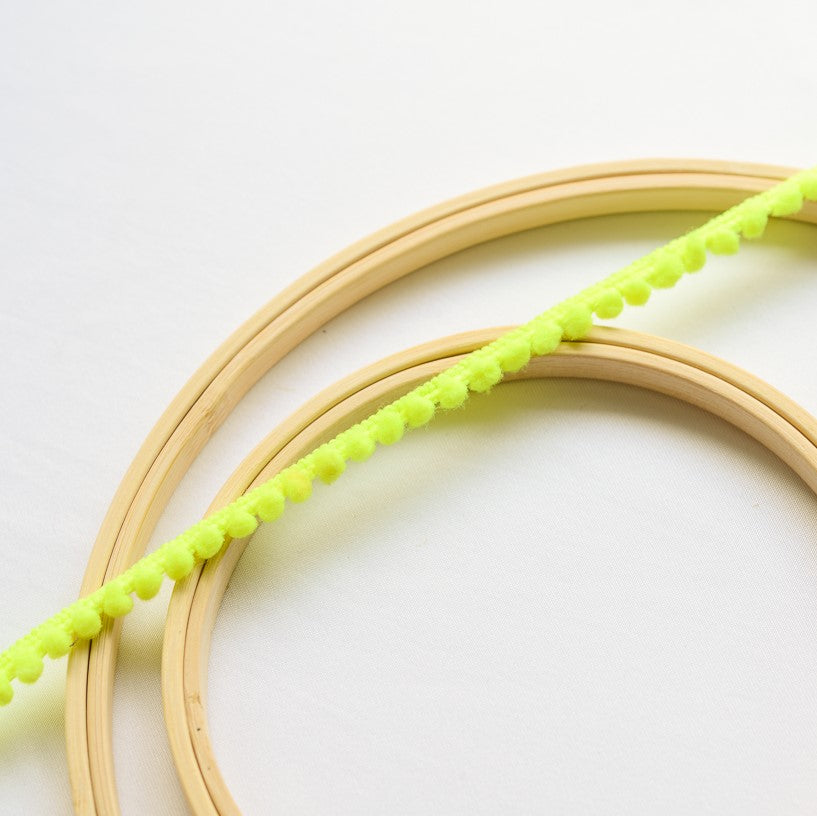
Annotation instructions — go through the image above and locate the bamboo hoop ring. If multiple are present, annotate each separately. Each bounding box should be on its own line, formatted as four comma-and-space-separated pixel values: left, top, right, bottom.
70, 160, 817, 815
163, 326, 817, 814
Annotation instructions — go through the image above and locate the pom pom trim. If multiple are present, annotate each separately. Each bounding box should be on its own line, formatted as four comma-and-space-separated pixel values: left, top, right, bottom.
0, 165, 814, 704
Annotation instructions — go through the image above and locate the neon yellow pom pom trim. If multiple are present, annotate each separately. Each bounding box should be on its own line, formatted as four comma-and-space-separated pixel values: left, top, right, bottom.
1, 166, 815, 706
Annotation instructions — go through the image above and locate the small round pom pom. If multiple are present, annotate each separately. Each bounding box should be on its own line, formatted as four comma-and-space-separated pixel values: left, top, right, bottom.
799, 172, 817, 201
0, 674, 12, 706
618, 278, 651, 306
281, 467, 313, 502
771, 184, 803, 216
132, 562, 164, 600
530, 321, 562, 355
498, 338, 531, 373
71, 604, 102, 640
255, 486, 285, 522
102, 583, 133, 618
593, 289, 623, 319
648, 253, 684, 289
13, 646, 44, 684
436, 375, 469, 409
559, 304, 593, 340
681, 235, 707, 272
193, 524, 225, 559
373, 408, 405, 445
705, 229, 739, 255
224, 507, 258, 538
312, 445, 346, 484
466, 356, 502, 393
40, 624, 72, 659
163, 543, 195, 581
401, 394, 436, 428
739, 203, 768, 239
344, 427, 376, 462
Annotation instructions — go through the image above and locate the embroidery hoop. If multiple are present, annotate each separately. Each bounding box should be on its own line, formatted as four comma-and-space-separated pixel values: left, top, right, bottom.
166, 327, 817, 815
65, 160, 817, 813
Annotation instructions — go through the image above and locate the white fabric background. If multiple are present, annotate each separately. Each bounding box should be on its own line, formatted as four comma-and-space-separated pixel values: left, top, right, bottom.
2, 1, 817, 813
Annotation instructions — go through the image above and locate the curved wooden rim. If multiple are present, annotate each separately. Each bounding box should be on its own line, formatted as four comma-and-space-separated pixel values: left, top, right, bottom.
70, 160, 817, 814
163, 326, 817, 814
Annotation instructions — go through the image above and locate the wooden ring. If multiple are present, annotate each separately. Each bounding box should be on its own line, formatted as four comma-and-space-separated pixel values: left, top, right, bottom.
166, 326, 817, 814
69, 160, 817, 814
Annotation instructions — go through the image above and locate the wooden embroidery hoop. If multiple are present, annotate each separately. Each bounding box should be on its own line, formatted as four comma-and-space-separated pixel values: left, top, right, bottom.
166, 327, 817, 815
67, 160, 817, 814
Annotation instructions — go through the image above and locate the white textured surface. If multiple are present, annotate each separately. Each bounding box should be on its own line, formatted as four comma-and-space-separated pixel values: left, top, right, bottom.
1, 1, 817, 814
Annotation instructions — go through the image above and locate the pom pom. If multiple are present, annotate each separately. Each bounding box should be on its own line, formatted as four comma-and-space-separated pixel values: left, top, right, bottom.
71, 604, 102, 640
401, 393, 436, 428
618, 278, 651, 306
530, 321, 562, 355
771, 183, 803, 216
102, 583, 133, 618
466, 356, 502, 393
193, 524, 225, 559
497, 338, 531, 373
163, 543, 195, 581
593, 289, 623, 319
132, 561, 164, 600
344, 427, 376, 462
648, 253, 684, 289
435, 375, 469, 409
681, 235, 706, 272
13, 646, 43, 684
739, 203, 768, 239
373, 408, 405, 445
705, 229, 739, 255
559, 304, 593, 340
224, 507, 258, 538
0, 674, 12, 706
312, 445, 346, 484
254, 485, 285, 522
280, 467, 313, 502
39, 623, 72, 659
799, 172, 817, 201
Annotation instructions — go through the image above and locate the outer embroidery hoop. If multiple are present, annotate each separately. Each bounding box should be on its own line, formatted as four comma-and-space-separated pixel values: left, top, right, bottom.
66, 160, 817, 813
